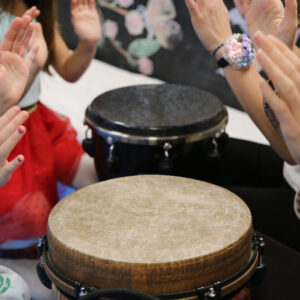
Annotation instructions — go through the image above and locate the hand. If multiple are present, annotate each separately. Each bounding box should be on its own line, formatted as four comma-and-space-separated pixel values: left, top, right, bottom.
0, 16, 38, 115
185, 0, 232, 51
71, 0, 101, 45
235, 0, 298, 49
28, 22, 48, 72
254, 31, 300, 164
0, 106, 29, 187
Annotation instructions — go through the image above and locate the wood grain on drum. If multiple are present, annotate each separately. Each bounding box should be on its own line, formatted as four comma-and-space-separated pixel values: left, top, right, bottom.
47, 175, 252, 296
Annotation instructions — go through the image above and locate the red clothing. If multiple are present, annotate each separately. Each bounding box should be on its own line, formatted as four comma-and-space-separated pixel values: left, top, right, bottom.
0, 102, 84, 244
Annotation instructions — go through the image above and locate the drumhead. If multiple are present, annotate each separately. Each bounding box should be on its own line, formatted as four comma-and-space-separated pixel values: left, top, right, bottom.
85, 84, 227, 138
47, 175, 252, 295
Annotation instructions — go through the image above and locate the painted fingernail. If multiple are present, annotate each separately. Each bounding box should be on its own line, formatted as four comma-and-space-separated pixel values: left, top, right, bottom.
18, 127, 24, 134
18, 156, 24, 163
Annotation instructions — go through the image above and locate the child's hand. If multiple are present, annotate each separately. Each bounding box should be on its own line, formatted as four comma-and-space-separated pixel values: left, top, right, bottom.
28, 22, 48, 72
0, 106, 28, 187
23, 6, 40, 20
0, 16, 38, 114
71, 0, 101, 46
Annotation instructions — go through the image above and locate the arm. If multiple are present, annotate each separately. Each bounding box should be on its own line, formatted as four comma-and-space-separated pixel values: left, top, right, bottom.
51, 0, 101, 82
255, 32, 300, 165
185, 0, 296, 164
0, 106, 29, 187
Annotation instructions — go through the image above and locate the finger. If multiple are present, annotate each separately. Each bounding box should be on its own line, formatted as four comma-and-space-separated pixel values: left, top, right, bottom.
10, 15, 32, 55
89, 0, 95, 10
0, 111, 29, 146
18, 22, 34, 58
283, 0, 298, 25
24, 43, 39, 68
0, 106, 20, 129
257, 48, 300, 122
71, 0, 79, 13
185, 0, 203, 18
254, 31, 300, 69
23, 6, 40, 19
0, 17, 23, 51
255, 33, 300, 82
0, 155, 24, 187
0, 126, 27, 162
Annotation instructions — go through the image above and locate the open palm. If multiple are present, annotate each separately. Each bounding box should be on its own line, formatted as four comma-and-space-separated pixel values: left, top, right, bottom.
0, 52, 33, 113
245, 0, 298, 49
71, 0, 101, 44
0, 16, 37, 115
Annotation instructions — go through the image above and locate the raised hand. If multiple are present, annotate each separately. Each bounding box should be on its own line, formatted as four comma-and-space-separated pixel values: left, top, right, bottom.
254, 31, 300, 164
71, 0, 101, 45
0, 16, 38, 115
185, 0, 232, 51
0, 106, 29, 187
28, 21, 48, 71
234, 0, 298, 49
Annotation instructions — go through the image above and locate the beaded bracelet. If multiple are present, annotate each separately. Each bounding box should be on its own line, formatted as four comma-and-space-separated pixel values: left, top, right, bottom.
215, 33, 256, 69
210, 42, 225, 57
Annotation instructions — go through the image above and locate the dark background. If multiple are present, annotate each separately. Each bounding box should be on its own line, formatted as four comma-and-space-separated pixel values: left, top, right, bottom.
56, 0, 300, 111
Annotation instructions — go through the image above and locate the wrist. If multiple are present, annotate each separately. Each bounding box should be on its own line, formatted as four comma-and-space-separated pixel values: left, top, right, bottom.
214, 34, 256, 70
78, 39, 98, 52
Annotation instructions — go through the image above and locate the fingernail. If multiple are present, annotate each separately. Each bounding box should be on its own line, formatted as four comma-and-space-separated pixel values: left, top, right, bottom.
18, 127, 24, 134
18, 156, 24, 163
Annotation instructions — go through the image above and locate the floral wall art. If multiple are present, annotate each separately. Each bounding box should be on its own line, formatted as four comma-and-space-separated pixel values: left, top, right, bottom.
97, 0, 183, 75
57, 0, 258, 110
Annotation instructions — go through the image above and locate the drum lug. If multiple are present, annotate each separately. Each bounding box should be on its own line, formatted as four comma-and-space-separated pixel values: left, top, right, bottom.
158, 143, 174, 174
252, 235, 266, 287
82, 128, 95, 157
107, 136, 120, 173
207, 137, 220, 160
196, 282, 221, 299
208, 282, 221, 299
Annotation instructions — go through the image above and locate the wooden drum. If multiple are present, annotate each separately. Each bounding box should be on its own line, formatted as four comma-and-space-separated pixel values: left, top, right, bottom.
38, 175, 263, 300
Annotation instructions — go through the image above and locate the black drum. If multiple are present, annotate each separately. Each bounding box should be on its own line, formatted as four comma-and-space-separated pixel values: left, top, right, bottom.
83, 84, 228, 180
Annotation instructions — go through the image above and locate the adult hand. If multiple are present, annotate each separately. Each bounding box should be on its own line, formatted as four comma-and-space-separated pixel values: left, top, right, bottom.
234, 0, 298, 49
71, 0, 101, 46
185, 0, 232, 51
0, 106, 29, 187
254, 31, 300, 164
0, 16, 38, 115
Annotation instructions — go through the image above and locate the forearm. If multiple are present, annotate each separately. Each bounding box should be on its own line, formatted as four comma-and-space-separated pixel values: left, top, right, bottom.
222, 64, 296, 164
59, 41, 97, 82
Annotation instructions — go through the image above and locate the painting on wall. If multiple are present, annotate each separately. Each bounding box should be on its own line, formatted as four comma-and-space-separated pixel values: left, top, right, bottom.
57, 0, 258, 110
98, 0, 183, 76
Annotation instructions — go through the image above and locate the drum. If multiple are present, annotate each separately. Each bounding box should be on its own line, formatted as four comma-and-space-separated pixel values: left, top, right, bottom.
83, 84, 228, 180
37, 175, 264, 300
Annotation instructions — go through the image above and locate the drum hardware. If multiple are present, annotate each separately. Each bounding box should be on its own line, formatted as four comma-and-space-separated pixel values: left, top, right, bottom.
83, 84, 228, 180
37, 234, 264, 300
158, 143, 174, 174
251, 234, 266, 287
39, 176, 262, 300
207, 137, 219, 159
106, 136, 121, 174
82, 128, 95, 157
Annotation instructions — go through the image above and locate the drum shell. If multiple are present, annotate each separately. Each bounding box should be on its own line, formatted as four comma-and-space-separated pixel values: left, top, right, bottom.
83, 84, 228, 181
89, 126, 228, 181
43, 176, 256, 299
